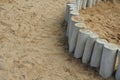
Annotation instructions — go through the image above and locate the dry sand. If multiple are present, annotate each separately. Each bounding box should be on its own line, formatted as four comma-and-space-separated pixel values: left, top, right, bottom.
80, 1, 120, 47
0, 0, 115, 80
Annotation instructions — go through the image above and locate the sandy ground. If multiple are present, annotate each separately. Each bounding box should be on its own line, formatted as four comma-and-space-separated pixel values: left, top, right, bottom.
80, 1, 120, 47
0, 0, 115, 80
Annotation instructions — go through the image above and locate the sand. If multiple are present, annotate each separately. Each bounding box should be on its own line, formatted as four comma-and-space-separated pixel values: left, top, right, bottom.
80, 1, 120, 47
0, 0, 115, 80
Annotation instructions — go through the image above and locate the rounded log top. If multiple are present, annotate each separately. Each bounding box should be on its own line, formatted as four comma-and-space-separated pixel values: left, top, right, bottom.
70, 11, 79, 15
72, 16, 84, 22
96, 39, 108, 44
89, 32, 99, 39
75, 23, 86, 29
104, 43, 118, 51
79, 29, 93, 35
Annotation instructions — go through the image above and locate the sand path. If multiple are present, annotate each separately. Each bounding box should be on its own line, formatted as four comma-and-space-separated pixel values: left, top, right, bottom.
0, 0, 114, 80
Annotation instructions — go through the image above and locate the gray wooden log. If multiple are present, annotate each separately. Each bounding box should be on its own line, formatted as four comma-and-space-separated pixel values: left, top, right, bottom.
68, 16, 84, 44
65, 3, 77, 23
99, 43, 118, 78
76, 0, 81, 10
82, 0, 88, 9
116, 49, 120, 80
68, 16, 79, 44
82, 33, 99, 64
69, 22, 86, 53
66, 10, 79, 37
87, 0, 93, 8
74, 30, 92, 58
90, 39, 108, 68
93, 0, 97, 5
79, 0, 84, 10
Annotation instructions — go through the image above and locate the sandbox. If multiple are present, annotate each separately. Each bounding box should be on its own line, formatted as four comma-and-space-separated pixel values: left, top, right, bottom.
65, 0, 120, 79
80, 1, 120, 47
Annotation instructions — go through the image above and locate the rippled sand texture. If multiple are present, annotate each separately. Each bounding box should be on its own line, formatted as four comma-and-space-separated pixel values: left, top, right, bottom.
0, 0, 114, 80
80, 1, 120, 47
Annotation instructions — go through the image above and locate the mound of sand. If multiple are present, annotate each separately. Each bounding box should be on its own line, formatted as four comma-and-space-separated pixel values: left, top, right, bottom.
80, 1, 120, 47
